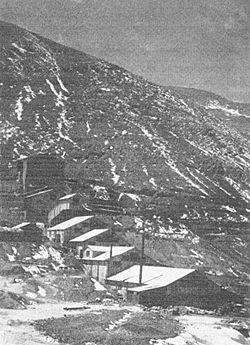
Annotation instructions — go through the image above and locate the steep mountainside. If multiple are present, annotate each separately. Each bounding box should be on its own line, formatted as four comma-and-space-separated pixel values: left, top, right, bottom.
0, 21, 249, 291
169, 87, 250, 140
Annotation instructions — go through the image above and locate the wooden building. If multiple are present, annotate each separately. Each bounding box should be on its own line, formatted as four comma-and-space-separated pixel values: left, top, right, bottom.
0, 153, 65, 226
0, 157, 24, 226
106, 265, 243, 309
70, 228, 111, 256
0, 222, 43, 242
48, 193, 80, 225
46, 215, 94, 245
81, 245, 138, 283
17, 154, 64, 192
24, 188, 55, 223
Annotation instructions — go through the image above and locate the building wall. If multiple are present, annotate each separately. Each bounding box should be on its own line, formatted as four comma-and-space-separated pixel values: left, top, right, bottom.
48, 202, 70, 224
25, 191, 55, 223
82, 250, 138, 283
48, 196, 81, 225
0, 179, 20, 193
132, 271, 243, 309
47, 222, 91, 245
0, 193, 25, 227
108, 258, 134, 278
84, 263, 108, 283
17, 154, 64, 192
0, 225, 43, 243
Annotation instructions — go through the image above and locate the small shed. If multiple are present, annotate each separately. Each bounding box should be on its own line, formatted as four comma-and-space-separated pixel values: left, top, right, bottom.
106, 265, 243, 309
70, 228, 110, 255
47, 215, 93, 244
81, 245, 138, 283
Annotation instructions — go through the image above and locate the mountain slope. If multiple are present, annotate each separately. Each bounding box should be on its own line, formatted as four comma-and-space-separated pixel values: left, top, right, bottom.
0, 21, 249, 291
169, 86, 250, 140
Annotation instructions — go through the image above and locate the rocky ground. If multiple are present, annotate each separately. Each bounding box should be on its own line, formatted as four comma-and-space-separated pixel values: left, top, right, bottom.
1, 301, 249, 345
0, 241, 249, 345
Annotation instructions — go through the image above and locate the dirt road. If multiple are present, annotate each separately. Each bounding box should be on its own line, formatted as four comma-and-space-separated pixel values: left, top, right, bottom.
0, 301, 140, 345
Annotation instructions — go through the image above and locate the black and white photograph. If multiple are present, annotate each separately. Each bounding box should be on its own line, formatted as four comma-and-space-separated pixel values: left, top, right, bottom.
0, 1, 249, 344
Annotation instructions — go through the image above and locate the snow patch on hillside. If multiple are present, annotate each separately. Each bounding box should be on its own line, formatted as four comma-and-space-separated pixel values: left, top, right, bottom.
119, 193, 141, 204
226, 177, 250, 201
1, 121, 21, 140
221, 205, 236, 213
86, 121, 91, 133
206, 101, 250, 118
109, 158, 120, 184
46, 79, 67, 106
185, 138, 211, 156
168, 163, 208, 196
15, 95, 23, 121
23, 85, 36, 103
186, 168, 209, 195
133, 121, 211, 196
56, 75, 69, 93
135, 217, 143, 229
12, 42, 27, 54
149, 177, 157, 188
32, 245, 63, 264
204, 175, 232, 197
93, 185, 110, 200
142, 165, 149, 176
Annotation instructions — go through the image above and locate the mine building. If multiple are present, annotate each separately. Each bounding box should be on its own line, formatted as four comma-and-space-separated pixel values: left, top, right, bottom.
0, 154, 25, 226
24, 188, 55, 223
81, 245, 139, 283
106, 265, 243, 309
17, 153, 64, 193
0, 222, 44, 242
0, 153, 65, 226
48, 193, 81, 225
70, 228, 111, 255
46, 215, 94, 245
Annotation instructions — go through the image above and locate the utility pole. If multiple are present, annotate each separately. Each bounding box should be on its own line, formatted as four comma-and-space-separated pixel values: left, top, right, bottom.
108, 227, 114, 276
139, 228, 145, 285
109, 231, 113, 258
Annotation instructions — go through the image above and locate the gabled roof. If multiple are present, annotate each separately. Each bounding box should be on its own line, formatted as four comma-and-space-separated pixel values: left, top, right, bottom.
84, 245, 134, 261
47, 216, 93, 231
106, 265, 195, 292
70, 228, 109, 243
59, 193, 77, 201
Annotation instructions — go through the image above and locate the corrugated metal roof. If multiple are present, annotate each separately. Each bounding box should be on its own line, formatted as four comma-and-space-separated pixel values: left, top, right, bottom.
70, 228, 109, 242
84, 245, 134, 261
107, 265, 195, 292
59, 193, 77, 201
47, 216, 93, 231
12, 222, 30, 229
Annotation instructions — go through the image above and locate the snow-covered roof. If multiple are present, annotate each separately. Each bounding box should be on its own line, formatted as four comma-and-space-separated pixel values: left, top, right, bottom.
12, 222, 30, 229
107, 265, 195, 292
47, 216, 93, 231
59, 193, 77, 201
84, 245, 134, 261
70, 228, 109, 242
